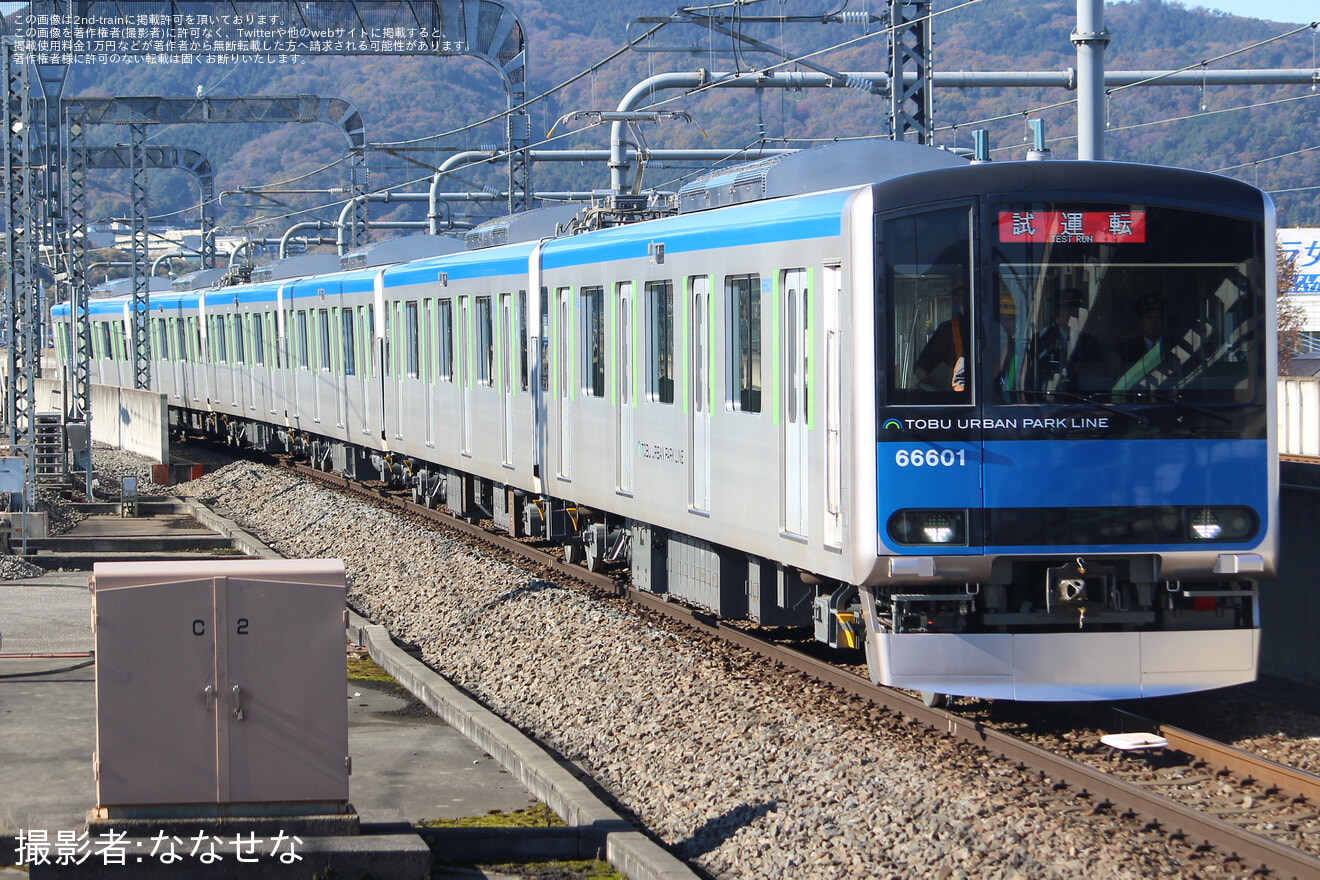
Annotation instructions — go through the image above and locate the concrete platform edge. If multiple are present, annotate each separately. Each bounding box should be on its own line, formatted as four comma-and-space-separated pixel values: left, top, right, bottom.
179, 496, 283, 559
348, 611, 700, 880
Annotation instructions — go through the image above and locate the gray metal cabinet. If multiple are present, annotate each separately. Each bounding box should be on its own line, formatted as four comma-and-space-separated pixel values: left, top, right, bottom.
91, 559, 349, 814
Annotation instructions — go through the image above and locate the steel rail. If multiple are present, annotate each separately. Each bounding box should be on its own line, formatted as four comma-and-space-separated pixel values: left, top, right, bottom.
282, 457, 1320, 879
1112, 706, 1320, 806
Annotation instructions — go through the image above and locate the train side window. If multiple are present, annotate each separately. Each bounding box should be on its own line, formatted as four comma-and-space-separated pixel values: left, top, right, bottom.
882, 207, 974, 405
252, 313, 265, 367
617, 281, 633, 406
405, 300, 420, 378
726, 273, 762, 413
645, 280, 674, 404
422, 300, 433, 382
342, 308, 357, 377
438, 299, 454, 382
217, 316, 230, 364
581, 286, 605, 398
475, 296, 494, 386
359, 306, 372, 378
318, 309, 332, 373
235, 315, 248, 366
518, 290, 529, 391
296, 310, 310, 370
176, 320, 188, 364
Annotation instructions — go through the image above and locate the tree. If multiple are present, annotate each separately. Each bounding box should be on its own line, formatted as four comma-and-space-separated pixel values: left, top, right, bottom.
1277, 242, 1304, 374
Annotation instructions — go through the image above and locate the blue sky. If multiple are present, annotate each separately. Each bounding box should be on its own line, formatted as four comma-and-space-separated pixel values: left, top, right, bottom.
1176, 1, 1319, 24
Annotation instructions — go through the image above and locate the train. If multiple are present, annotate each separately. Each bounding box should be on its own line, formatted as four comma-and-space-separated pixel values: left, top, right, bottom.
54, 140, 1278, 704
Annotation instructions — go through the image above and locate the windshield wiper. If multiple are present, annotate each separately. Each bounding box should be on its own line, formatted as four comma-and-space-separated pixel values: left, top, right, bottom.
1013, 388, 1150, 425
1141, 391, 1234, 424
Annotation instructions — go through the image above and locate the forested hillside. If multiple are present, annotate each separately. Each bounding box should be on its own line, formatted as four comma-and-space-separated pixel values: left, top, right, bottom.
47, 0, 1320, 239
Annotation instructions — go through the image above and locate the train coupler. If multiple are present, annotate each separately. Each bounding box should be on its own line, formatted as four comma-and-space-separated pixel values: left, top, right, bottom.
1045, 558, 1116, 614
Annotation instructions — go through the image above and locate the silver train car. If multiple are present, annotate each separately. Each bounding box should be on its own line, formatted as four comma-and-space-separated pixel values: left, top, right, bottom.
56, 141, 1278, 702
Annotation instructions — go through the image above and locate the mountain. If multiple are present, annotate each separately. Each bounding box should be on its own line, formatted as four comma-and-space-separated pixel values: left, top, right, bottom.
43, 0, 1320, 238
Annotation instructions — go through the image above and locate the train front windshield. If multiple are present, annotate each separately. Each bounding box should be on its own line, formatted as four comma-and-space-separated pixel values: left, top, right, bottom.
886, 202, 1265, 414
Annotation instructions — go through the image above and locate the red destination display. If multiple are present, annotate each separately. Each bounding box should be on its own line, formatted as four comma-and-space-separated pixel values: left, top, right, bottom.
998, 210, 1147, 243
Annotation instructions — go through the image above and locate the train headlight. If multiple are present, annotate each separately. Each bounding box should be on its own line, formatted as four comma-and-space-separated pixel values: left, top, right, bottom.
1187, 507, 1256, 542
1190, 509, 1221, 540
888, 510, 968, 546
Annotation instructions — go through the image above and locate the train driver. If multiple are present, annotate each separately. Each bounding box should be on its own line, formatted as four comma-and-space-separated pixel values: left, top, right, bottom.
1034, 287, 1101, 391
1113, 294, 1180, 393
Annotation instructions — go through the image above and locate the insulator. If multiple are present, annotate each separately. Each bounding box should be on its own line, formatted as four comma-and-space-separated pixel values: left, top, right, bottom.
838, 11, 872, 23
844, 75, 875, 94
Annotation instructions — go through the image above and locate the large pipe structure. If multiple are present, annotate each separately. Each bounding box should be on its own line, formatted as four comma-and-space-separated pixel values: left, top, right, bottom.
426, 147, 796, 233
607, 64, 1320, 189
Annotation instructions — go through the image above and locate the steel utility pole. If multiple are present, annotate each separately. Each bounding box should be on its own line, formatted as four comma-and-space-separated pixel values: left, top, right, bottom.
1072, 0, 1111, 160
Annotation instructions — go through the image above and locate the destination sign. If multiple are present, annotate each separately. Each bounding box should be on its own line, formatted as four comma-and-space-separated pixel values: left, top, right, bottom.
998, 210, 1147, 244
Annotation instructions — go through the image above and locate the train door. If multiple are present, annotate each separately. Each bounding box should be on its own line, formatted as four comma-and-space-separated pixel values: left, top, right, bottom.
459, 296, 472, 455
782, 269, 810, 536
169, 317, 183, 402
557, 287, 572, 479
423, 298, 435, 447
823, 264, 843, 549
501, 293, 514, 465
370, 271, 387, 443
334, 291, 348, 430
177, 317, 192, 406
880, 205, 982, 553
258, 311, 274, 419
316, 306, 330, 426
244, 312, 260, 414
228, 314, 240, 409
689, 276, 710, 511
616, 282, 634, 494
528, 247, 547, 492
274, 283, 290, 421
394, 301, 409, 441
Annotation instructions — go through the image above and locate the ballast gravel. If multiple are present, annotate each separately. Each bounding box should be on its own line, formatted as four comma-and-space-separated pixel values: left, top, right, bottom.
76, 448, 1258, 880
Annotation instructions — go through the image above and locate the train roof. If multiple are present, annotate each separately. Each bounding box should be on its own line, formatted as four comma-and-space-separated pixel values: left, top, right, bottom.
869, 158, 1268, 217
339, 233, 466, 270
250, 254, 342, 282
463, 204, 586, 250
676, 140, 968, 214
171, 268, 229, 291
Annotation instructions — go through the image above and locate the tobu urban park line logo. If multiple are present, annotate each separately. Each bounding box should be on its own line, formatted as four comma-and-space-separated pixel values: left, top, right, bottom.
882, 416, 1112, 434
637, 440, 685, 464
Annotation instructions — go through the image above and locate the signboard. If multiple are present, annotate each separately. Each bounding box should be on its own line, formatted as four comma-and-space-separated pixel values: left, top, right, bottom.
1281, 228, 1320, 295
998, 210, 1147, 244
1279, 228, 1320, 336
0, 458, 25, 493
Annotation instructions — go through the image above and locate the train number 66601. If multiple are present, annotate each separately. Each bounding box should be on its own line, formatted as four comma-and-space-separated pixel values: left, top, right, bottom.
894, 448, 967, 467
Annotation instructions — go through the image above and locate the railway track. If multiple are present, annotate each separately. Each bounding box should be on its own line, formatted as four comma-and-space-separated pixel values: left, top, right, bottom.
271, 452, 1320, 879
